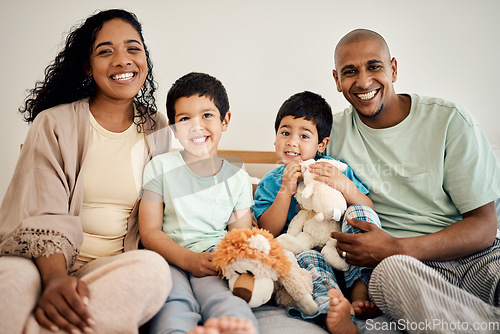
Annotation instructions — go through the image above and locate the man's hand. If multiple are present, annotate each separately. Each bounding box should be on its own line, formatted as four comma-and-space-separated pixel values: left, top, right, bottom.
35, 275, 94, 333
332, 215, 401, 267
186, 251, 218, 278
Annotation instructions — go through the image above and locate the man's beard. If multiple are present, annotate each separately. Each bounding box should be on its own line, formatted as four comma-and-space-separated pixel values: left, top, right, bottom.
355, 103, 383, 119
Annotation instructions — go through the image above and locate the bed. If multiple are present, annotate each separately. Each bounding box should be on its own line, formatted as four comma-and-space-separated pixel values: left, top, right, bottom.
222, 149, 500, 334
141, 149, 499, 333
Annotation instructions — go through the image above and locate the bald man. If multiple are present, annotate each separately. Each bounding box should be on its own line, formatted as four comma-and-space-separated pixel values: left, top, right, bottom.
324, 29, 500, 329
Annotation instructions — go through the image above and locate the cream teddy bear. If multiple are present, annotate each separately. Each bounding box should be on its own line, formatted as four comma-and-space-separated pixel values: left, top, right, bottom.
277, 158, 349, 271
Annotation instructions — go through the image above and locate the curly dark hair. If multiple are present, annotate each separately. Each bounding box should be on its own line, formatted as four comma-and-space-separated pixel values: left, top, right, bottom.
19, 9, 158, 131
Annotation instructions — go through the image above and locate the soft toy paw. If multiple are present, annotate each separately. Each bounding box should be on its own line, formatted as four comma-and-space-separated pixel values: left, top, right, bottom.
213, 228, 318, 315
321, 238, 349, 271
277, 158, 349, 271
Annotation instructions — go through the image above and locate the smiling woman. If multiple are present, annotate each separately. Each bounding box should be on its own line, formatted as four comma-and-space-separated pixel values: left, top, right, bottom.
88, 18, 149, 128
0, 9, 172, 334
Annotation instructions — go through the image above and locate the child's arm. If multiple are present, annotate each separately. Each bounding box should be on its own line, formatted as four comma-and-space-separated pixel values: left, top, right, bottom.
309, 161, 374, 209
138, 190, 217, 277
227, 207, 252, 230
257, 162, 301, 237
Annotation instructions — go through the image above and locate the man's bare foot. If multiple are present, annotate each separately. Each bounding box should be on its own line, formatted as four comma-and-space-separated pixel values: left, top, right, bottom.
188, 316, 256, 334
326, 289, 358, 334
352, 299, 381, 319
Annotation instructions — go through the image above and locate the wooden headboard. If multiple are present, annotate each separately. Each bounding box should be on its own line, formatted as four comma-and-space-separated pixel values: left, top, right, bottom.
217, 150, 281, 184
217, 150, 280, 165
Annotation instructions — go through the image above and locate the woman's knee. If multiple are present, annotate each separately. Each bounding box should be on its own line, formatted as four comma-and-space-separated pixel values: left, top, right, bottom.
82, 250, 172, 295
0, 256, 41, 331
126, 250, 172, 284
0, 256, 41, 291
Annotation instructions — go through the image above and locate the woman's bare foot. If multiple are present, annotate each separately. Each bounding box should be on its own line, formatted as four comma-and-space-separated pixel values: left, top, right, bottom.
352, 299, 381, 319
326, 289, 358, 334
188, 316, 256, 334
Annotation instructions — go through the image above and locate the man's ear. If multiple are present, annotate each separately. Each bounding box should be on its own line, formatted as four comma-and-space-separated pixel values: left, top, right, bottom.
222, 111, 231, 131
317, 137, 330, 153
391, 57, 398, 83
332, 69, 342, 93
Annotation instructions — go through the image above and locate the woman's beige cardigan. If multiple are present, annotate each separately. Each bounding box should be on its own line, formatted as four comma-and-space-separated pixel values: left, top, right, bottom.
0, 99, 170, 269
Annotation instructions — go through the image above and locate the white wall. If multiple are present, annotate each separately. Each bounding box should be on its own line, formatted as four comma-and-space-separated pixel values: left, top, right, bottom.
1, 0, 499, 202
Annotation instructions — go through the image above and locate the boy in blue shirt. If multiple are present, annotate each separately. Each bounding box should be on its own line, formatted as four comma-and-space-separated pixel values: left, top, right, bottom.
139, 72, 257, 334
253, 91, 379, 333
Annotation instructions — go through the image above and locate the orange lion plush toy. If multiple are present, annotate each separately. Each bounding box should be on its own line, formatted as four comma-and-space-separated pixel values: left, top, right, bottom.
213, 228, 318, 315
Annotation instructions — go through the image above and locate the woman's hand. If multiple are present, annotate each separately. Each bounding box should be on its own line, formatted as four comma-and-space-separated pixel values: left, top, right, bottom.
35, 275, 94, 333
34, 253, 94, 333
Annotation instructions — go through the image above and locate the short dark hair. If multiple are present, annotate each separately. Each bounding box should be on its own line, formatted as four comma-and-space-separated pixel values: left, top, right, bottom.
274, 91, 333, 142
166, 72, 229, 124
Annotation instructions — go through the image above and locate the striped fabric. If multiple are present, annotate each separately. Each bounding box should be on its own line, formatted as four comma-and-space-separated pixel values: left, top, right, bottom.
425, 239, 500, 306
287, 204, 381, 321
369, 239, 500, 333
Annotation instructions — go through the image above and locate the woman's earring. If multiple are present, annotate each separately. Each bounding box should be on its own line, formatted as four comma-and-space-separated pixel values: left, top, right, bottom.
83, 75, 94, 86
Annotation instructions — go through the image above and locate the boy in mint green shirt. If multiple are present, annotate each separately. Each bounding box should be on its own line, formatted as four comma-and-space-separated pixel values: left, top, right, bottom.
139, 72, 257, 334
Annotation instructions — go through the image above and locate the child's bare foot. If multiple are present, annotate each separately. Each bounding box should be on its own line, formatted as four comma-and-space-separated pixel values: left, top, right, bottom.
352, 299, 381, 319
188, 316, 256, 334
326, 289, 358, 334
189, 325, 219, 334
